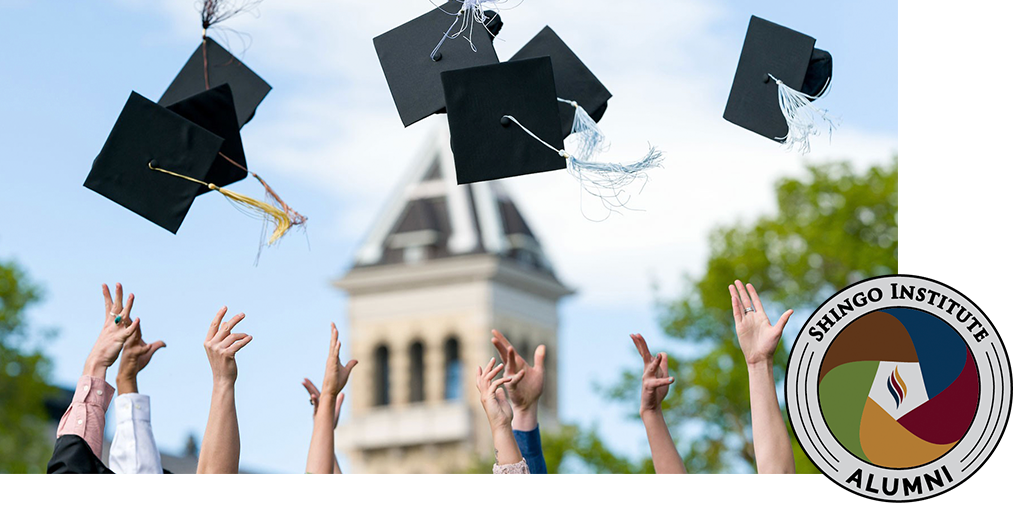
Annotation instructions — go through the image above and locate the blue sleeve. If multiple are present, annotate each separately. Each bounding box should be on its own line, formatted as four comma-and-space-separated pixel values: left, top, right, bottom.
513, 425, 547, 474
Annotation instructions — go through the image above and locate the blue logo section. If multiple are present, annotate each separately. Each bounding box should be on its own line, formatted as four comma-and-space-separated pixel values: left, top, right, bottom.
882, 308, 966, 399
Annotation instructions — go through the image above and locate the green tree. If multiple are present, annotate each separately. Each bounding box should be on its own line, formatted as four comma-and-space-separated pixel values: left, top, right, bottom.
606, 159, 897, 473
0, 258, 57, 473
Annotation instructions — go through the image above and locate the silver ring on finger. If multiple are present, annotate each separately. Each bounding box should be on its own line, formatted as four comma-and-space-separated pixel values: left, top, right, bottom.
744, 307, 755, 313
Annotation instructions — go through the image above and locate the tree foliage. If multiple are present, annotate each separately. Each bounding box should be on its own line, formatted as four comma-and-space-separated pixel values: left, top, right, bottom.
0, 258, 57, 473
552, 159, 897, 473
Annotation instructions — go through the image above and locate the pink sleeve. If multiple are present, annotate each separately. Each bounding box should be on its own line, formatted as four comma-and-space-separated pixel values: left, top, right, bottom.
492, 459, 531, 474
56, 375, 115, 458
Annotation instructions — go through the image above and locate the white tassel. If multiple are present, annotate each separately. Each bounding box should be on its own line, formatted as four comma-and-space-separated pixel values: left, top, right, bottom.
557, 98, 607, 160
770, 74, 839, 154
501, 107, 664, 219
430, 0, 509, 59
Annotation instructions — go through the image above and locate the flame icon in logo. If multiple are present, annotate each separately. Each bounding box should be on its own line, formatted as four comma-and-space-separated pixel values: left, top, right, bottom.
886, 366, 908, 408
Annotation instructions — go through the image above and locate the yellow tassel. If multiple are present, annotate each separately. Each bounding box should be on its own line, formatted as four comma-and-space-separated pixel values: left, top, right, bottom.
148, 162, 292, 245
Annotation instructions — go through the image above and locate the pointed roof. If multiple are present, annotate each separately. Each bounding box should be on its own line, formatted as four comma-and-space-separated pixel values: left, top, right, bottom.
351, 127, 558, 277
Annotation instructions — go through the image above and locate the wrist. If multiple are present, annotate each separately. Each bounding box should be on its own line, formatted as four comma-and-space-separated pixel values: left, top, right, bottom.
116, 374, 139, 394
640, 407, 664, 422
510, 404, 538, 431
747, 359, 775, 373
83, 359, 107, 379
212, 377, 236, 392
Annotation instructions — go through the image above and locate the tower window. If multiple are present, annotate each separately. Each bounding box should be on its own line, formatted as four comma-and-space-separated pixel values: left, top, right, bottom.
444, 336, 463, 401
409, 341, 425, 403
373, 344, 390, 407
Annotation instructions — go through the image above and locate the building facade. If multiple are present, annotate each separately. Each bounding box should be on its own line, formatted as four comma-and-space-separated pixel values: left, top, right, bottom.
333, 128, 572, 473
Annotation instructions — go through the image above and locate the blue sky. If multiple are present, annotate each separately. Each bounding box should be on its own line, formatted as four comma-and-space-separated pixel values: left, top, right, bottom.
0, 0, 895, 473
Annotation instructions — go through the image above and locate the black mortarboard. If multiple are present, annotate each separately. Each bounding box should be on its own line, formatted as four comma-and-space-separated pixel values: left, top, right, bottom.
47, 435, 114, 474
441, 57, 566, 184
158, 37, 272, 127
165, 83, 247, 195
374, 0, 500, 127
510, 26, 612, 139
84, 92, 223, 234
723, 16, 833, 142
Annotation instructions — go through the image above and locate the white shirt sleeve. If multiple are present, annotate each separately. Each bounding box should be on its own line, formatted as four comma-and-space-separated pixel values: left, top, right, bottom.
109, 393, 163, 474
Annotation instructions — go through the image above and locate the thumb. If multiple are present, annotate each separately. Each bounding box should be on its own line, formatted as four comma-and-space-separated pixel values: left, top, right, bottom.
774, 309, 794, 332
534, 344, 546, 371
149, 341, 167, 354
344, 359, 359, 371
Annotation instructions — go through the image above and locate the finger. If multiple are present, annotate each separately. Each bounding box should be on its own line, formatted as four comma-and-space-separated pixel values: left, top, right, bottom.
120, 317, 141, 342
122, 293, 135, 320
302, 378, 320, 397
222, 332, 248, 346
746, 283, 765, 316
207, 307, 227, 341
491, 337, 510, 364
225, 335, 253, 355
495, 387, 508, 403
114, 283, 124, 312
644, 376, 675, 389
774, 309, 794, 333
483, 363, 505, 383
630, 333, 652, 363
505, 370, 525, 388
729, 285, 744, 322
148, 341, 167, 355
483, 356, 497, 375
331, 322, 339, 350
735, 280, 753, 311
660, 352, 670, 378
217, 313, 245, 338
335, 393, 345, 414
533, 344, 546, 371
506, 346, 519, 374
102, 284, 113, 315
344, 359, 359, 372
643, 352, 662, 378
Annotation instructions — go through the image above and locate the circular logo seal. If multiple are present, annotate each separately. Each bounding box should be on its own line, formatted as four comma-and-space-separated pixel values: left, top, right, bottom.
786, 275, 1012, 502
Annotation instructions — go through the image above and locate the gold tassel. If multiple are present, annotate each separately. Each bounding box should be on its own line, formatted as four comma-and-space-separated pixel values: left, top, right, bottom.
148, 161, 292, 245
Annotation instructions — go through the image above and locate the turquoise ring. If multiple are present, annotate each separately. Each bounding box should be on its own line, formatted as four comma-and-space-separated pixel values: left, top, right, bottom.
114, 315, 123, 325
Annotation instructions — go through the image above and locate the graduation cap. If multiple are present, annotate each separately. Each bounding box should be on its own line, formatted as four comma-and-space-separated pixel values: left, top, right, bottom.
441, 57, 566, 184
165, 84, 247, 195
510, 26, 612, 140
374, 0, 500, 127
723, 16, 837, 153
85, 92, 297, 244
158, 36, 272, 127
85, 92, 223, 234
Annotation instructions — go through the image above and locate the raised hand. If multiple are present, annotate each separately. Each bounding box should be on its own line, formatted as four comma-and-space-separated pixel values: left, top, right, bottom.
476, 358, 521, 430
85, 283, 141, 378
203, 307, 252, 385
630, 333, 674, 416
490, 330, 545, 430
115, 292, 167, 394
629, 333, 685, 473
302, 380, 345, 430
320, 323, 358, 398
729, 280, 793, 367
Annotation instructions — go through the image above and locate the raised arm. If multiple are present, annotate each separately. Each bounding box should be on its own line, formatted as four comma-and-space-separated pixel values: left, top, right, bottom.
110, 301, 167, 474
197, 307, 252, 474
490, 329, 548, 473
476, 358, 528, 474
55, 283, 139, 459
306, 323, 357, 474
630, 333, 686, 474
729, 280, 795, 474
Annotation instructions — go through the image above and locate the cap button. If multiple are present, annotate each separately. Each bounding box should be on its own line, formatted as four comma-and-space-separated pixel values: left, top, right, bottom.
431, 52, 442, 62
500, 117, 510, 127
762, 73, 771, 83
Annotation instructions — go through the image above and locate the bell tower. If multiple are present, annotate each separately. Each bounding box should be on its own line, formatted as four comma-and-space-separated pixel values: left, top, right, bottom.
333, 128, 572, 473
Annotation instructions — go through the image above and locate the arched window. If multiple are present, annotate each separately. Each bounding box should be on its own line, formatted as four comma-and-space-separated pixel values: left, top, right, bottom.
444, 336, 463, 401
409, 341, 425, 403
373, 344, 390, 406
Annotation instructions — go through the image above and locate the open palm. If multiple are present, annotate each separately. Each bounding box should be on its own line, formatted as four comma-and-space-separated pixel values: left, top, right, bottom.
729, 280, 793, 366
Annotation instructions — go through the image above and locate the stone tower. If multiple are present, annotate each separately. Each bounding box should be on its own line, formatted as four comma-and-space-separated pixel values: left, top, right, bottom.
333, 128, 572, 473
